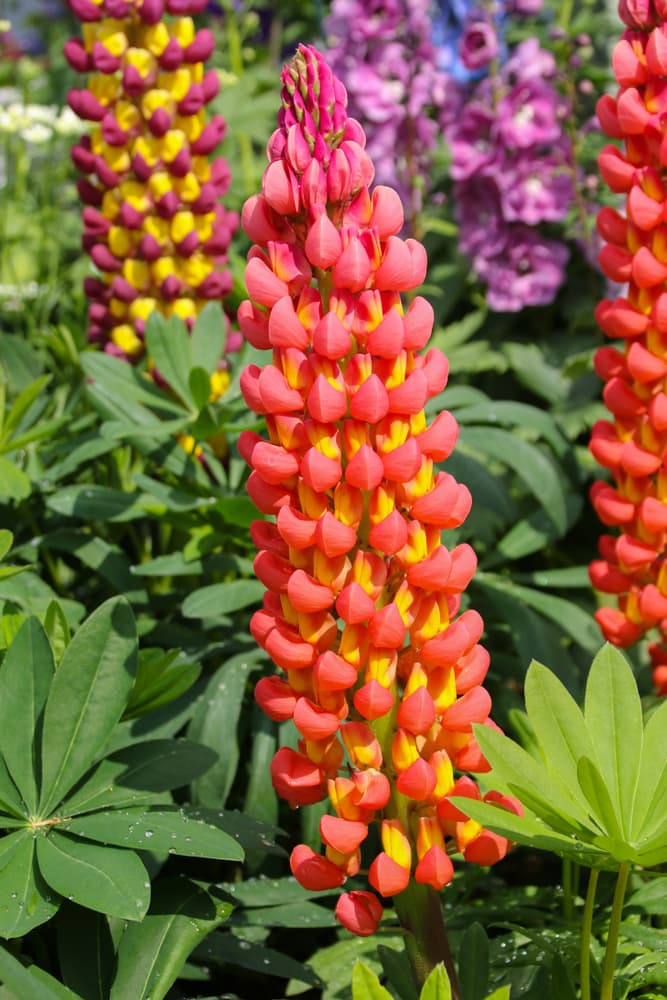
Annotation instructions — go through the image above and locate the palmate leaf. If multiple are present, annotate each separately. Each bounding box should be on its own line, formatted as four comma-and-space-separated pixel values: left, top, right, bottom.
56, 905, 115, 1000
0, 833, 61, 938
36, 830, 150, 921
0, 944, 82, 1000
122, 649, 201, 720
0, 618, 54, 813
190, 302, 226, 373
196, 930, 321, 986
631, 697, 667, 841
145, 313, 194, 409
64, 805, 244, 862
39, 597, 137, 816
584, 644, 643, 837
109, 878, 232, 1000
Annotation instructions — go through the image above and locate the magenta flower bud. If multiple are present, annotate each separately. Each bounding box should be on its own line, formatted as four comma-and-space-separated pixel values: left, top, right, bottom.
190, 182, 218, 212
618, 0, 654, 26
77, 178, 103, 206
190, 116, 226, 155
177, 84, 203, 116
64, 38, 90, 71
92, 40, 121, 73
166, 0, 206, 12
286, 124, 313, 174
101, 114, 128, 146
175, 231, 199, 256
160, 274, 182, 299
201, 69, 220, 103
71, 142, 96, 173
197, 272, 234, 298
111, 276, 138, 302
148, 107, 171, 136
118, 202, 144, 228
185, 29, 215, 64
131, 153, 152, 181
82, 206, 110, 235
95, 157, 121, 187
155, 190, 179, 218
123, 64, 150, 96
138, 0, 163, 22
68, 0, 102, 21
138, 233, 162, 260
68, 88, 105, 122
91, 244, 122, 272
158, 38, 183, 70
105, 0, 131, 16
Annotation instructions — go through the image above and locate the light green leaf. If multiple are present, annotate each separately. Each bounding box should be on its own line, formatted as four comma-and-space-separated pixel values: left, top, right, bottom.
81, 352, 186, 417
145, 313, 194, 408
0, 530, 13, 561
66, 805, 244, 861
182, 580, 265, 619
584, 644, 643, 836
0, 945, 81, 1000
420, 965, 453, 1000
0, 457, 31, 501
455, 401, 568, 458
351, 961, 393, 1000
2, 374, 51, 439
39, 598, 137, 814
632, 698, 667, 840
0, 617, 54, 812
36, 830, 149, 920
42, 601, 71, 664
0, 833, 60, 937
576, 757, 626, 845
459, 426, 567, 532
110, 878, 231, 1000
190, 303, 226, 373
189, 367, 213, 411
524, 661, 596, 815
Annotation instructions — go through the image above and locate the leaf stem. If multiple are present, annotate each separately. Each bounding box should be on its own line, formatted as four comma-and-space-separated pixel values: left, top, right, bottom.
600, 863, 631, 1000
580, 866, 598, 1000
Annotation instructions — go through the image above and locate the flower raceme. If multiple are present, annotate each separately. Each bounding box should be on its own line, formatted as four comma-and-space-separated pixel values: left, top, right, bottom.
65, 0, 237, 394
239, 44, 522, 936
590, 0, 667, 693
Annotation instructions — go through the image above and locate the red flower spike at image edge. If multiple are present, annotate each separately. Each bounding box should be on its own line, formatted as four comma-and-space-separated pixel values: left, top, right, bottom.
590, 0, 667, 695
65, 0, 238, 398
239, 44, 523, 988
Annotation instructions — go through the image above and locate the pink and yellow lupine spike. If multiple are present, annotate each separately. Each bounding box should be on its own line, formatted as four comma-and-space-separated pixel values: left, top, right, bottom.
240, 44, 522, 937
65, 0, 238, 393
590, 0, 667, 692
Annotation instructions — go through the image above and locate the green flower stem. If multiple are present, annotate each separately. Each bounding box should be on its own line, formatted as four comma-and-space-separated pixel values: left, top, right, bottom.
393, 881, 461, 998
600, 863, 631, 1000
580, 867, 599, 1000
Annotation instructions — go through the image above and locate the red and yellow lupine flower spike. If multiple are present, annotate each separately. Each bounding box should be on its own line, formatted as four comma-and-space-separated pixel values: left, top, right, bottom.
65, 0, 238, 395
241, 43, 523, 936
590, 0, 667, 692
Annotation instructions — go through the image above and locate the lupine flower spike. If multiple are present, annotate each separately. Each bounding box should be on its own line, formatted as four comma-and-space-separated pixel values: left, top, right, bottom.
590, 0, 667, 695
66, 0, 238, 396
240, 43, 522, 964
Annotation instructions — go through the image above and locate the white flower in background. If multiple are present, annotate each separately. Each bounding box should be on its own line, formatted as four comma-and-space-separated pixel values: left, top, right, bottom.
53, 105, 85, 136
21, 121, 51, 143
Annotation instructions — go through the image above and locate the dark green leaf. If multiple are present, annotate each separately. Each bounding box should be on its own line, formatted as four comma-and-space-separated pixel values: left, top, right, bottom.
197, 930, 321, 985
188, 653, 263, 807
0, 757, 25, 818
455, 401, 569, 458
458, 923, 489, 1000
36, 830, 149, 920
2, 375, 51, 438
243, 708, 278, 828
232, 900, 338, 928
57, 905, 115, 1000
46, 486, 146, 523
62, 739, 216, 815
82, 352, 186, 418
0, 945, 81, 1000
182, 580, 265, 620
189, 367, 212, 411
0, 617, 54, 813
215, 875, 331, 909
66, 805, 244, 862
110, 878, 231, 1000
123, 649, 200, 720
459, 426, 567, 532
39, 598, 137, 814
43, 531, 148, 607
0, 833, 60, 937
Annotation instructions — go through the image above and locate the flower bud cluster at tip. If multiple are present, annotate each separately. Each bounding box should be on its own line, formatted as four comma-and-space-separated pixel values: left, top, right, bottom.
65, 0, 238, 396
590, 11, 667, 695
239, 43, 523, 936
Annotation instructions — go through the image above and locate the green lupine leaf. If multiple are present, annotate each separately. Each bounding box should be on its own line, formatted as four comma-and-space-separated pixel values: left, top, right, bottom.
458, 426, 567, 532
351, 962, 393, 1000
524, 661, 597, 815
46, 485, 147, 523
0, 457, 31, 501
0, 530, 13, 561
145, 313, 194, 408
473, 724, 592, 831
39, 598, 137, 815
0, 617, 54, 813
81, 352, 186, 417
632, 698, 667, 840
584, 644, 643, 837
36, 830, 149, 920
65, 805, 244, 861
62, 739, 217, 815
123, 648, 200, 720
0, 833, 60, 937
1, 374, 51, 439
0, 757, 25, 819
197, 931, 321, 985
454, 400, 569, 458
56, 905, 115, 1000
110, 878, 232, 1000
190, 303, 226, 373
458, 923, 489, 1000
182, 580, 265, 620
42, 601, 71, 664
0, 945, 82, 1000
420, 965, 453, 1000
576, 757, 626, 846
